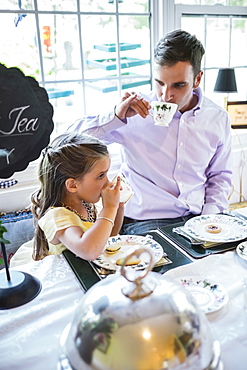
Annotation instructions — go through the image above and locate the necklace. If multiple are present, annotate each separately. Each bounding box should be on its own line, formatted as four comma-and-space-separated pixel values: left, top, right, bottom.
82, 200, 96, 222
61, 201, 96, 222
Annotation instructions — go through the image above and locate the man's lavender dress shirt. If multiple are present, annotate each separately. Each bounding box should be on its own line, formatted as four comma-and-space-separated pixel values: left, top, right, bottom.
71, 87, 233, 220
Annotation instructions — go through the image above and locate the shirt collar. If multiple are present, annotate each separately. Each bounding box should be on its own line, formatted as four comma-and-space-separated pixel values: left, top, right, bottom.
192, 87, 202, 115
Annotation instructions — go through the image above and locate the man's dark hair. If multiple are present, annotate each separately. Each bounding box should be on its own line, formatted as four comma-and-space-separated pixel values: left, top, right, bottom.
154, 29, 205, 78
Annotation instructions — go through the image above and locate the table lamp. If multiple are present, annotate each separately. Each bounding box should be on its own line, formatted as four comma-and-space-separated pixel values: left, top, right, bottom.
214, 68, 237, 109
0, 63, 54, 309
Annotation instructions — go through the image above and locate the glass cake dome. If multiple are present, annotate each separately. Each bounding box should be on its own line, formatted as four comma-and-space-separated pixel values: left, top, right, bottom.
58, 249, 222, 370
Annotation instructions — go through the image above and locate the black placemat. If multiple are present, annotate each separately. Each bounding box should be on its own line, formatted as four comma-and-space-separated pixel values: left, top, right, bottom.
63, 250, 101, 291
158, 222, 240, 259
144, 231, 192, 274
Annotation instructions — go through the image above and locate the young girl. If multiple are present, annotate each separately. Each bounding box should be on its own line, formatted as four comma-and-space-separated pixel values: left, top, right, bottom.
10, 132, 123, 266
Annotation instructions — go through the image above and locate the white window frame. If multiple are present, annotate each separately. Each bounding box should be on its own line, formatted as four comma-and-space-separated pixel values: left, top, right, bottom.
1, 0, 247, 211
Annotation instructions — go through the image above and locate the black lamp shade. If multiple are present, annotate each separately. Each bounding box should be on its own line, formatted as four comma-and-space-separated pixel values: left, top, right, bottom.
214, 68, 237, 93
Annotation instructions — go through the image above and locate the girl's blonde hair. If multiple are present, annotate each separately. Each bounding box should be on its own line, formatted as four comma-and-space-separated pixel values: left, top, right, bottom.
32, 132, 109, 260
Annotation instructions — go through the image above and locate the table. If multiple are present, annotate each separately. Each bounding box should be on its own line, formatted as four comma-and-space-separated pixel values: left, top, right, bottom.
0, 255, 83, 370
165, 251, 247, 370
0, 249, 247, 369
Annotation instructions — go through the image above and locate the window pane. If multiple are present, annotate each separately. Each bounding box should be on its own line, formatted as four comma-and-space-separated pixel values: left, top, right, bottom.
80, 0, 116, 12
39, 14, 82, 81
119, 15, 151, 76
180, 16, 206, 82
118, 0, 149, 13
175, 0, 203, 4
48, 82, 84, 137
37, 0, 77, 11
81, 14, 117, 80
82, 14, 151, 98
181, 16, 205, 47
183, 16, 232, 69
0, 13, 41, 80
0, 0, 34, 10
85, 75, 151, 94
231, 18, 247, 67
206, 18, 230, 68
228, 0, 247, 4
84, 83, 119, 113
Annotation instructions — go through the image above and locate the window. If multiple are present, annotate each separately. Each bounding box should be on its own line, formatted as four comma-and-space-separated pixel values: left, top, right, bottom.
0, 0, 151, 137
174, 1, 247, 105
1, 0, 247, 211
2, 0, 246, 135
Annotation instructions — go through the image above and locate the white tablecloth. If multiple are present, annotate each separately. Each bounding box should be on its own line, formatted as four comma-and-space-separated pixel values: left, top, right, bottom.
0, 255, 84, 370
165, 251, 247, 370
0, 251, 247, 369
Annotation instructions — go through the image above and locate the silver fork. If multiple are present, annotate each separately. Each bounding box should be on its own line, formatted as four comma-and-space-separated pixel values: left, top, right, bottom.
172, 227, 203, 245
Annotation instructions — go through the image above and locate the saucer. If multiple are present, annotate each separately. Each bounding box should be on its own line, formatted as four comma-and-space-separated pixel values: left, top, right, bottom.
177, 276, 229, 314
236, 242, 247, 261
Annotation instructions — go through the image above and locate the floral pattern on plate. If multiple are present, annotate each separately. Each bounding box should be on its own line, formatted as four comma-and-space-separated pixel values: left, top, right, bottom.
93, 235, 164, 271
184, 214, 247, 243
236, 241, 247, 261
177, 276, 229, 314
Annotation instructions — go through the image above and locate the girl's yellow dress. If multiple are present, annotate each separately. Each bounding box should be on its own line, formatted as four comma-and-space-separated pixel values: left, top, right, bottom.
10, 207, 93, 267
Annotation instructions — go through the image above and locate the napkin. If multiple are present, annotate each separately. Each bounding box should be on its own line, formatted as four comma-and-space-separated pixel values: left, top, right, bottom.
173, 226, 220, 248
154, 255, 172, 267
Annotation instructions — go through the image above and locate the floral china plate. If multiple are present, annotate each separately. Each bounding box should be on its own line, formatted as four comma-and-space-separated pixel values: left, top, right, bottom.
236, 241, 247, 261
93, 235, 164, 272
184, 214, 247, 243
176, 276, 229, 314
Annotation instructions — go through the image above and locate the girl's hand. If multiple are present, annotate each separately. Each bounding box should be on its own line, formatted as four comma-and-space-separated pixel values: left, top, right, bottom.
111, 201, 125, 236
101, 176, 121, 209
115, 92, 151, 120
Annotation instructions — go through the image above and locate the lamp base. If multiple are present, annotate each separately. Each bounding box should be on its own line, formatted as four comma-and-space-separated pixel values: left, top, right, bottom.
0, 270, 42, 309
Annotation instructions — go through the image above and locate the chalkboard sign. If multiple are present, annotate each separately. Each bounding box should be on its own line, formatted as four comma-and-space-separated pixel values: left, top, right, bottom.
0, 64, 54, 179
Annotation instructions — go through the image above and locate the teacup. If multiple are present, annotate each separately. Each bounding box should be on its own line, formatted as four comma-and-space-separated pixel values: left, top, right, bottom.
111, 172, 134, 204
151, 101, 178, 126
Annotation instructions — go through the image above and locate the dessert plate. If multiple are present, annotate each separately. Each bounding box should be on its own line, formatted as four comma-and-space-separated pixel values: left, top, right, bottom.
236, 241, 247, 261
184, 214, 247, 243
177, 276, 229, 314
93, 235, 164, 271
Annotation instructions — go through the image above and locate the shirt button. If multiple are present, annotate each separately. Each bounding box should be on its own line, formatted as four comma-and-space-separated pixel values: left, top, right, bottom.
179, 182, 183, 187
180, 142, 183, 147
178, 164, 181, 169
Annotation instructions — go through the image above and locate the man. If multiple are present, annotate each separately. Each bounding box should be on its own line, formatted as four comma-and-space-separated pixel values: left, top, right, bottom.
70, 29, 233, 235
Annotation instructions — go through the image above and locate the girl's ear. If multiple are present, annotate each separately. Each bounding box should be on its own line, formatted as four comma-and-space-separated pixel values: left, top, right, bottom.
65, 178, 78, 193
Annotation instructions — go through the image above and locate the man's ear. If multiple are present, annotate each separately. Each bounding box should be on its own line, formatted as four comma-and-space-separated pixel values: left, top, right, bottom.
65, 178, 78, 193
194, 70, 203, 88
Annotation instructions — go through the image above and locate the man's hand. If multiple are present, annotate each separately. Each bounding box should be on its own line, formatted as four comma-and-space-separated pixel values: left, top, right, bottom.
115, 92, 151, 120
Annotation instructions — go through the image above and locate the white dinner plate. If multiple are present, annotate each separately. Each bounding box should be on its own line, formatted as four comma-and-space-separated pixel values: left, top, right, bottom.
184, 214, 247, 243
93, 235, 164, 271
177, 276, 229, 314
236, 241, 247, 261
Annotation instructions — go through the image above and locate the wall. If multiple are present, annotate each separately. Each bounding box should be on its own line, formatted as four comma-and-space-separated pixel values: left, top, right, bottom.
0, 162, 39, 213
230, 129, 247, 204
